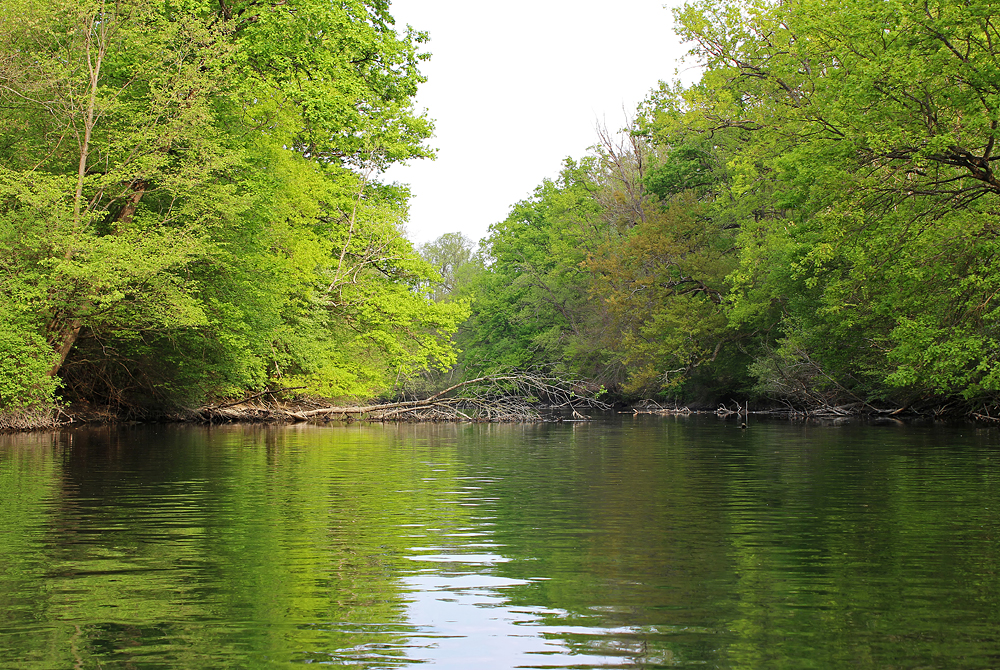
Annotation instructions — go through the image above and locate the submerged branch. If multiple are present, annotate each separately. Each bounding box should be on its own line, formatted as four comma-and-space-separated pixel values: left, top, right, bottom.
197, 372, 610, 424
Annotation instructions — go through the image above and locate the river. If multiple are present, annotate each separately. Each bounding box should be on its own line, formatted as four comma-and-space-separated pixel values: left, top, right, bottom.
1, 415, 998, 668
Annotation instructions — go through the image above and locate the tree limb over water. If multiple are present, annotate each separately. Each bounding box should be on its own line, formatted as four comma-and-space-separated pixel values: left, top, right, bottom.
198, 372, 610, 423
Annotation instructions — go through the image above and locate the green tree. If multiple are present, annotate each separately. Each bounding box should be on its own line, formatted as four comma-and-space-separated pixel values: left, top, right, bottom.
462, 158, 615, 382
417, 232, 483, 301
586, 194, 742, 398
670, 0, 1000, 407
0, 0, 461, 412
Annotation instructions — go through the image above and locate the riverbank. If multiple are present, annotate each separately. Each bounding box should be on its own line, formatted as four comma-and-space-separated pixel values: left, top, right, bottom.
2, 375, 607, 432
4, 394, 995, 433
0, 404, 73, 432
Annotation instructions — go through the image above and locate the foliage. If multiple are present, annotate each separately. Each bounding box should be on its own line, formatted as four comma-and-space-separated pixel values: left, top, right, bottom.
669, 0, 1000, 407
456, 0, 1000, 410
463, 128, 746, 400
8, 0, 1000, 413
461, 158, 616, 382
0, 0, 461, 411
417, 232, 483, 301
586, 194, 742, 397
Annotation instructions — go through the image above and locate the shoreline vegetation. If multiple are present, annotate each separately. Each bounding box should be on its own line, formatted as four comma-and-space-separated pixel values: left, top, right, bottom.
0, 373, 611, 431
6, 0, 1000, 432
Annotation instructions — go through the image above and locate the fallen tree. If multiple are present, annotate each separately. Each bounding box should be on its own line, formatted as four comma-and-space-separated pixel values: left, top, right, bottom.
196, 372, 610, 424
0, 404, 69, 431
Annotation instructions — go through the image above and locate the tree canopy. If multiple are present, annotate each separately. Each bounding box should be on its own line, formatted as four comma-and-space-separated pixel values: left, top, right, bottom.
6, 0, 1000, 419
0, 0, 466, 413
454, 0, 1000, 414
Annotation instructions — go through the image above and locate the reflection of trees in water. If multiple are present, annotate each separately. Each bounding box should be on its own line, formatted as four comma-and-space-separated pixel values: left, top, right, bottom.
464, 419, 1000, 668
3, 421, 1000, 668
471, 419, 731, 666
0, 425, 471, 668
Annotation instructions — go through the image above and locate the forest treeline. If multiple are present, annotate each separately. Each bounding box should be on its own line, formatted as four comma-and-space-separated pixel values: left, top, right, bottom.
5, 0, 1000, 422
424, 0, 1000, 415
1, 0, 468, 422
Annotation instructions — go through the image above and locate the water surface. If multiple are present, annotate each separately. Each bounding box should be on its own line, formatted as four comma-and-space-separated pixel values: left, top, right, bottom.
1, 416, 998, 668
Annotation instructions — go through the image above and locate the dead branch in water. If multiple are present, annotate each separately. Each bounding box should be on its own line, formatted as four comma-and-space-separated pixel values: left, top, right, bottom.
204, 386, 308, 411
0, 403, 69, 432
290, 373, 607, 422
197, 372, 610, 424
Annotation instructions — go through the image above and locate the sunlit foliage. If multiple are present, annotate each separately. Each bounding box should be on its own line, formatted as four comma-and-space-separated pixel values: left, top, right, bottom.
463, 0, 1000, 410
0, 0, 465, 411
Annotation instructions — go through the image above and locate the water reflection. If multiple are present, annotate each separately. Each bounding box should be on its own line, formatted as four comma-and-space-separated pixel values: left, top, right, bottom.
1, 418, 999, 668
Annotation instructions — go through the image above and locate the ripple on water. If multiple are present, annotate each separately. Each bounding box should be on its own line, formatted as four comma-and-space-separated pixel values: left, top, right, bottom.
1, 419, 999, 668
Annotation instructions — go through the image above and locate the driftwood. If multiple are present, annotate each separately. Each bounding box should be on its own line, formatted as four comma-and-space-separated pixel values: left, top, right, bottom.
289, 374, 604, 422
206, 386, 308, 411
620, 399, 913, 421
620, 400, 693, 416
625, 407, 693, 416
0, 403, 70, 431
197, 373, 609, 424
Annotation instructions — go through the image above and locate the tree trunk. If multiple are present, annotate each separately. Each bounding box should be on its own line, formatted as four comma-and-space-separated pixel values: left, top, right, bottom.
48, 318, 83, 377
73, 11, 107, 226
52, 10, 108, 378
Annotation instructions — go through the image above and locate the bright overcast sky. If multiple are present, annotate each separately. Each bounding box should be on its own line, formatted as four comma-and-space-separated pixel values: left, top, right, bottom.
382, 0, 696, 246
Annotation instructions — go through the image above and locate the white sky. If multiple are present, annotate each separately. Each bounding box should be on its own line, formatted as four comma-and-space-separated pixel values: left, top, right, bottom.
383, 0, 695, 246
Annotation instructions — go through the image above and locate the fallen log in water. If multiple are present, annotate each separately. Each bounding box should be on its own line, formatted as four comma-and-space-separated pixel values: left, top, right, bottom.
197, 373, 609, 424
622, 406, 692, 416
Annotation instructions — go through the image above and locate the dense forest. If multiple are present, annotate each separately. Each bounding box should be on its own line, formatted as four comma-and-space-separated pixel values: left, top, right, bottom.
425, 0, 1000, 417
4, 0, 1000, 423
0, 0, 467, 424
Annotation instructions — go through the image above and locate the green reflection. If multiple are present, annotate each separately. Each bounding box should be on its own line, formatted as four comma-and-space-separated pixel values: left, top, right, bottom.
2, 418, 1000, 669
0, 425, 471, 668
452, 418, 1000, 668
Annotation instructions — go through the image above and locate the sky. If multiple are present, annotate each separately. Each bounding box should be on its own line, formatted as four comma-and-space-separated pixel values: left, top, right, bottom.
382, 0, 695, 246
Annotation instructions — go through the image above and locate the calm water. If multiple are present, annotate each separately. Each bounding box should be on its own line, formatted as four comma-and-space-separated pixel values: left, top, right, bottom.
1, 416, 999, 668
